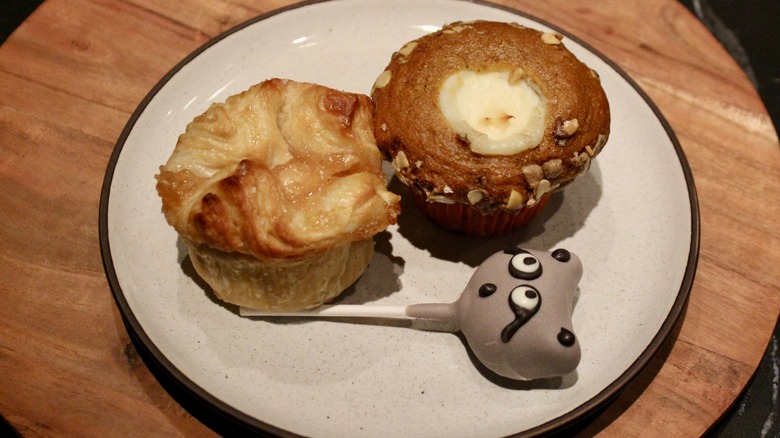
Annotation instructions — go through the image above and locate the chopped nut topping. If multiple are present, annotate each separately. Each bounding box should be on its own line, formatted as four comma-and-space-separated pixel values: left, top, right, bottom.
542, 159, 563, 179
507, 67, 525, 85
535, 179, 551, 200
556, 118, 579, 138
443, 185, 454, 194
415, 160, 423, 168
443, 23, 470, 34
398, 41, 418, 57
392, 150, 410, 170
506, 190, 524, 210
542, 32, 563, 45
522, 164, 544, 188
373, 70, 392, 91
467, 189, 485, 205
427, 195, 456, 204
380, 122, 387, 132
570, 151, 590, 167
571, 152, 592, 175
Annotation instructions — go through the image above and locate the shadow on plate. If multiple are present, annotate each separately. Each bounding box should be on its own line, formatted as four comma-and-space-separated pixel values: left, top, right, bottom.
390, 161, 603, 268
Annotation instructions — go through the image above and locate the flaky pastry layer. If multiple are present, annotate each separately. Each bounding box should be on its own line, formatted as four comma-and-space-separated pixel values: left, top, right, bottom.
156, 79, 400, 262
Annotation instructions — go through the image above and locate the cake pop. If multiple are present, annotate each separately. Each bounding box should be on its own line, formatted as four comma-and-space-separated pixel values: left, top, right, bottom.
241, 247, 583, 381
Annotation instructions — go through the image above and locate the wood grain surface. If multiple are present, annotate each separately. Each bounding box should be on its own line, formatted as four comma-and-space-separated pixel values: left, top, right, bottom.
1, 0, 778, 436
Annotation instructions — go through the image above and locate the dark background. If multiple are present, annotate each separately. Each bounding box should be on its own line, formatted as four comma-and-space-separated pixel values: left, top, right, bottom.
1, 0, 778, 436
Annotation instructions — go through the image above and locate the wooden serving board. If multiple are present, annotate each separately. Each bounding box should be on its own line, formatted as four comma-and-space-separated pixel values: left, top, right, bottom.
1, 0, 778, 436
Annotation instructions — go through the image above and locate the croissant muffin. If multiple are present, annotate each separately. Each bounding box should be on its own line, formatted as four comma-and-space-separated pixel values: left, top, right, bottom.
156, 79, 401, 311
371, 21, 610, 236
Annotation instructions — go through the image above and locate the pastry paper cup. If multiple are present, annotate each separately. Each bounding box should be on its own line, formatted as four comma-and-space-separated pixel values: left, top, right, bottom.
411, 191, 551, 236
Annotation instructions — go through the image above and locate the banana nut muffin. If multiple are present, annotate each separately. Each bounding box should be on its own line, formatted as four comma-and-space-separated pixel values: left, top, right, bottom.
371, 21, 610, 236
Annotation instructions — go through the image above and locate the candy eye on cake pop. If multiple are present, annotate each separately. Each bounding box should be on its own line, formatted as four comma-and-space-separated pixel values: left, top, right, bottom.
501, 285, 542, 343
506, 249, 543, 280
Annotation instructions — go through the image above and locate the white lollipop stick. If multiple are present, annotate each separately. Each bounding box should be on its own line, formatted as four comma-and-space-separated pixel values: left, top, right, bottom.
240, 305, 408, 318
239, 303, 457, 321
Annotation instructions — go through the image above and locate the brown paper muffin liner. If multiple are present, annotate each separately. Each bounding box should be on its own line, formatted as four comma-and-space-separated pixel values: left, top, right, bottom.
412, 191, 551, 236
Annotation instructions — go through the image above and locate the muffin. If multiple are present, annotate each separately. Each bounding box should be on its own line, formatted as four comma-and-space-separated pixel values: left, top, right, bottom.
371, 21, 610, 236
156, 79, 401, 311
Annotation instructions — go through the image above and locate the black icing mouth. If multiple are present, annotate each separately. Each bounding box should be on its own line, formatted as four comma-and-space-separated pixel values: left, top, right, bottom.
501, 285, 541, 343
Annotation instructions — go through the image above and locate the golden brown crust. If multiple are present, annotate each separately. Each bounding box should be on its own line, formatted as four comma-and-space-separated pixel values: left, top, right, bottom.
157, 79, 400, 261
155, 79, 401, 310
371, 21, 610, 213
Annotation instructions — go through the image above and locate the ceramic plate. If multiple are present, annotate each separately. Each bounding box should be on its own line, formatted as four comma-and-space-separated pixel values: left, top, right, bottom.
100, 0, 699, 436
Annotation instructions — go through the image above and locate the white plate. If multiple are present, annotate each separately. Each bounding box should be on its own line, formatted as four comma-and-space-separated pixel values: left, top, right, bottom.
100, 0, 699, 436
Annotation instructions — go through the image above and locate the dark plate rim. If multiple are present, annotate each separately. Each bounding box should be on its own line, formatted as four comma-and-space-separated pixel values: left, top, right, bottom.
98, 0, 701, 436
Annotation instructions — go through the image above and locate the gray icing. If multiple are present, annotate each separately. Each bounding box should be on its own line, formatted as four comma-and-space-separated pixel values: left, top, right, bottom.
455, 247, 582, 380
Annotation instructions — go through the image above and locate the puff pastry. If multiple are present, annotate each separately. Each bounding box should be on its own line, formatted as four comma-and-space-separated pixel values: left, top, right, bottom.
156, 79, 400, 311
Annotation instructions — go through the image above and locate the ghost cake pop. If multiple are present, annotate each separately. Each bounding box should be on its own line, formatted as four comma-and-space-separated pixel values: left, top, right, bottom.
241, 247, 583, 381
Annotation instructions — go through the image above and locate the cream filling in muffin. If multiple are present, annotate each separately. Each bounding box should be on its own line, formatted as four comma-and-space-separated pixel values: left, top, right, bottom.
438, 69, 546, 155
